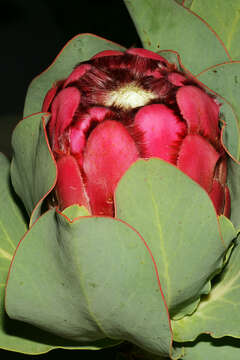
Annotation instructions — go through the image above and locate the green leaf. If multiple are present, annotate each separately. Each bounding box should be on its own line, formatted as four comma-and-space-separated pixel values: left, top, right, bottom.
197, 62, 240, 161
124, 0, 230, 74
1, 154, 104, 355
5, 210, 174, 358
11, 113, 56, 224
115, 159, 234, 318
178, 334, 240, 359
189, 0, 240, 60
172, 229, 240, 343
24, 34, 126, 118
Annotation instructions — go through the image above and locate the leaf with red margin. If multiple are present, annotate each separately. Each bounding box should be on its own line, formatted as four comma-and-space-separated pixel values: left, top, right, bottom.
172, 231, 240, 344
11, 113, 56, 225
115, 159, 235, 319
1, 156, 116, 354
5, 209, 181, 359
123, 0, 230, 74
189, 0, 240, 60
23, 34, 126, 118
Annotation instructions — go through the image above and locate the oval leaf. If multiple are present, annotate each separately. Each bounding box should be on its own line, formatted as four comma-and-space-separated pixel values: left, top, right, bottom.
5, 210, 174, 358
0, 155, 115, 354
173, 229, 240, 343
115, 159, 233, 318
124, 0, 230, 74
11, 113, 56, 224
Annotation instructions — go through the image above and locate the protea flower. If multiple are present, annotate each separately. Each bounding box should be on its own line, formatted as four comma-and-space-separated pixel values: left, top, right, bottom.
42, 48, 230, 217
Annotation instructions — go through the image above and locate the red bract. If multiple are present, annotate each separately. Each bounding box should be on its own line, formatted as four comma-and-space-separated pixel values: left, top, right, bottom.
43, 48, 230, 217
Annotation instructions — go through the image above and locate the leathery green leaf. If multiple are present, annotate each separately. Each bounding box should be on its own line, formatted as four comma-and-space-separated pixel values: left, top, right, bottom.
190, 0, 240, 60
124, 0, 230, 74
197, 62, 240, 161
173, 230, 240, 343
1, 155, 118, 354
11, 113, 56, 224
5, 210, 175, 358
115, 159, 234, 318
24, 34, 125, 118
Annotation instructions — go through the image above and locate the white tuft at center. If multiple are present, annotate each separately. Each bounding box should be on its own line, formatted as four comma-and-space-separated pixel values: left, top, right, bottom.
105, 81, 157, 110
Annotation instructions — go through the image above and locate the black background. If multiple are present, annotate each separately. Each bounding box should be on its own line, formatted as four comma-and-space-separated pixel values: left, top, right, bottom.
0, 0, 141, 157
0, 1, 140, 359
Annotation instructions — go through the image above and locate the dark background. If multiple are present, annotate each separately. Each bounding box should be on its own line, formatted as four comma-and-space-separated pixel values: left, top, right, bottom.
0, 1, 140, 359
0, 0, 141, 158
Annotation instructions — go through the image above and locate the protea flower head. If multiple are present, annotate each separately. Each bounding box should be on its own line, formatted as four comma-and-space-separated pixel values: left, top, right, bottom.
42, 48, 230, 217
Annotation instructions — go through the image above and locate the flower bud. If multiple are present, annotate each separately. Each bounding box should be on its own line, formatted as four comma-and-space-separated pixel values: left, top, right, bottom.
43, 48, 230, 217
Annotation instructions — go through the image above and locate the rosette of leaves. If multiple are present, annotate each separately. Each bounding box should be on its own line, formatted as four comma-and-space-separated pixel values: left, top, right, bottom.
1, 1, 240, 359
